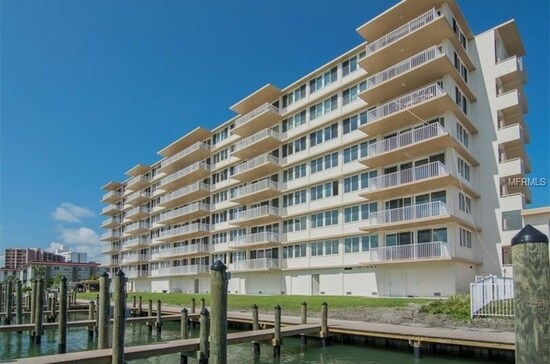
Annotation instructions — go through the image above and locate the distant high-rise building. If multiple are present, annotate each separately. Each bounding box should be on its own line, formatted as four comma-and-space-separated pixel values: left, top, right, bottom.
55, 245, 88, 263
3, 248, 65, 269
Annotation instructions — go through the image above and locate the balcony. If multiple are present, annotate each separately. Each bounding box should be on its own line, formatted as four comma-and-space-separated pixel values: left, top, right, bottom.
124, 222, 150, 236
498, 158, 527, 179
232, 129, 281, 159
160, 162, 211, 192
228, 258, 280, 272
368, 241, 451, 264
361, 123, 446, 168
231, 154, 280, 181
230, 179, 281, 204
102, 190, 122, 203
126, 270, 150, 279
125, 206, 150, 221
157, 223, 210, 242
361, 45, 474, 105
228, 232, 281, 249
359, 8, 474, 74
149, 264, 210, 278
101, 244, 121, 254
363, 201, 452, 232
496, 89, 528, 122
498, 123, 528, 149
158, 203, 211, 225
159, 142, 211, 174
232, 103, 282, 137
125, 191, 151, 206
359, 83, 477, 137
158, 182, 211, 208
101, 230, 122, 242
362, 162, 453, 200
153, 244, 211, 260
126, 175, 151, 191
101, 217, 122, 229
102, 204, 122, 216
122, 236, 150, 250
495, 56, 526, 90
121, 254, 150, 264
230, 206, 282, 226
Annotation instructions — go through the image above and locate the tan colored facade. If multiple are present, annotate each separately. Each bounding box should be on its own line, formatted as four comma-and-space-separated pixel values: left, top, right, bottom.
101, 0, 530, 296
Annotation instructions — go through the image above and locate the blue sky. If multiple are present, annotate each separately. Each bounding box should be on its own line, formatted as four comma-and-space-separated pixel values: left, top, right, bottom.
1, 0, 548, 264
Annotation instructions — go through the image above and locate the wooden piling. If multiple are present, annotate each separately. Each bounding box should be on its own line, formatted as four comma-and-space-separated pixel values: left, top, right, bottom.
511, 225, 550, 364
210, 260, 228, 364
320, 301, 329, 347
191, 298, 196, 314
88, 301, 96, 337
198, 308, 210, 364
273, 305, 281, 357
34, 278, 44, 344
200, 297, 205, 312
301, 301, 308, 345
4, 280, 13, 325
156, 300, 162, 334
47, 296, 53, 322
0, 283, 3, 313
413, 341, 422, 359
30, 279, 37, 331
98, 272, 110, 350
16, 280, 23, 330
112, 269, 126, 364
181, 308, 189, 339
132, 296, 136, 311
58, 276, 67, 354
138, 296, 143, 316
252, 304, 260, 357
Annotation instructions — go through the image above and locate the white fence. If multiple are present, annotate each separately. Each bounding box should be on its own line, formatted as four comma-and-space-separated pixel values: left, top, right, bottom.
470, 275, 514, 318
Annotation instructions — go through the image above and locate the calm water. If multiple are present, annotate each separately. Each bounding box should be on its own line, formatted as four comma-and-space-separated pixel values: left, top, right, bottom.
1, 318, 505, 364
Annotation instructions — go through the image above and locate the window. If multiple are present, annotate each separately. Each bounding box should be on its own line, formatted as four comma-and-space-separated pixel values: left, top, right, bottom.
282, 84, 306, 108
212, 211, 228, 224
213, 149, 229, 164
456, 123, 469, 148
283, 190, 306, 207
310, 67, 337, 93
310, 95, 338, 120
212, 190, 227, 204
343, 171, 376, 193
342, 81, 367, 105
283, 244, 307, 259
342, 54, 363, 76
283, 163, 307, 182
310, 123, 338, 147
343, 141, 371, 163
455, 86, 468, 115
344, 235, 378, 253
311, 210, 339, 228
311, 181, 339, 201
311, 240, 339, 256
502, 210, 522, 231
213, 127, 229, 145
282, 110, 307, 133
457, 157, 471, 181
283, 216, 307, 233
344, 203, 376, 223
458, 192, 471, 213
310, 152, 338, 174
282, 136, 307, 157
343, 111, 368, 134
459, 228, 472, 248
212, 169, 228, 183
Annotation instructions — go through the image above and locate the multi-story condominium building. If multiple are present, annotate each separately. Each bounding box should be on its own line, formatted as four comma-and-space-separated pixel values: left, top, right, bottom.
55, 245, 88, 263
101, 0, 530, 297
3, 248, 65, 269
18, 261, 103, 285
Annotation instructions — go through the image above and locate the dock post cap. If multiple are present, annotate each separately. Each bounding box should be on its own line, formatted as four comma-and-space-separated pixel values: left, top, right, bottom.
274, 304, 281, 310
321, 301, 328, 306
182, 308, 188, 313
200, 308, 210, 316
60, 276, 67, 282
252, 304, 258, 309
210, 259, 227, 271
511, 224, 549, 246
116, 269, 125, 277
301, 301, 307, 305
100, 272, 109, 278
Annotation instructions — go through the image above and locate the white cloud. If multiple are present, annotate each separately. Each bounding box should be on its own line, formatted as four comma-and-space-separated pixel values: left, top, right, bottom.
52, 203, 94, 223
47, 242, 64, 253
55, 227, 108, 264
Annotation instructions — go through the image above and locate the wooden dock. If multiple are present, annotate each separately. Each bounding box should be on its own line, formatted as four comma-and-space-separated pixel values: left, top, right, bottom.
13, 323, 321, 364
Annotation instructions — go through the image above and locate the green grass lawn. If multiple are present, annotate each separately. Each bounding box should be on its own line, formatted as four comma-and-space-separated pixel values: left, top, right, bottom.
78, 292, 431, 314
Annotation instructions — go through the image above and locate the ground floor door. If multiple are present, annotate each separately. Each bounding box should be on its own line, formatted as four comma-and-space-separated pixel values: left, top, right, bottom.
389, 270, 406, 296
311, 274, 320, 295
193, 279, 199, 294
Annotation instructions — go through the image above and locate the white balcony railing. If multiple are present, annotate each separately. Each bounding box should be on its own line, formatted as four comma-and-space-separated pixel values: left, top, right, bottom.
231, 206, 281, 223
228, 232, 280, 248
157, 244, 211, 258
369, 201, 449, 225
161, 142, 211, 169
125, 222, 150, 233
150, 264, 210, 277
102, 204, 122, 214
365, 83, 444, 125
229, 258, 279, 271
158, 223, 210, 239
233, 129, 280, 152
102, 190, 122, 201
160, 162, 211, 186
232, 154, 280, 176
366, 8, 439, 55
367, 46, 443, 88
370, 241, 450, 262
234, 103, 279, 128
159, 203, 210, 223
126, 190, 150, 202
159, 182, 210, 205
367, 123, 446, 157
126, 270, 149, 278
101, 231, 121, 240
127, 175, 151, 188
121, 254, 150, 264
368, 161, 448, 191
126, 206, 150, 217
122, 236, 150, 249
231, 179, 280, 199
102, 217, 122, 226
